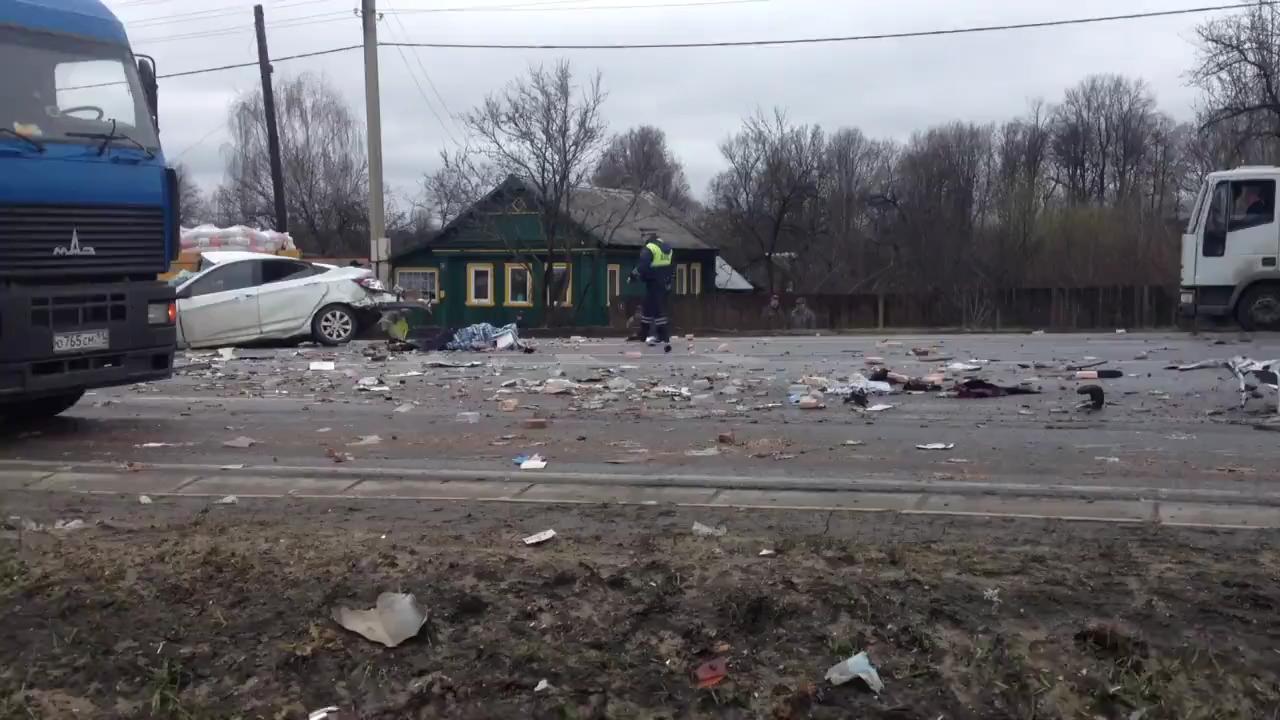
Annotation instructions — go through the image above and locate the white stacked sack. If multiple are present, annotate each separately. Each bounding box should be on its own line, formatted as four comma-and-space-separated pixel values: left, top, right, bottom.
180, 224, 296, 255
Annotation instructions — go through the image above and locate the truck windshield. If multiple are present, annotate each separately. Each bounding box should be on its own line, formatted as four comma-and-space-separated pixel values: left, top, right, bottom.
0, 26, 158, 150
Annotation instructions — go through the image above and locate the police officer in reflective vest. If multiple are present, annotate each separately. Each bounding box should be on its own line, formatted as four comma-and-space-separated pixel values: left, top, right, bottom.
630, 231, 674, 352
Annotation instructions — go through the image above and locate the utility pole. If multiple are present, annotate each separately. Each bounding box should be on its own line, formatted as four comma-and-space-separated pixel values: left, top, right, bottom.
254, 4, 288, 234
361, 0, 388, 282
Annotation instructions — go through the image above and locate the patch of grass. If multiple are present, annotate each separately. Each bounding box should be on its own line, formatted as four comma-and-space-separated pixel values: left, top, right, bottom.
0, 551, 27, 597
0, 687, 36, 720
144, 660, 195, 719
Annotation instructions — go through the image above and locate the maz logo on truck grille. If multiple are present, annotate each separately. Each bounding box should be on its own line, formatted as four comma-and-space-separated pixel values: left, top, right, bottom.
53, 229, 97, 257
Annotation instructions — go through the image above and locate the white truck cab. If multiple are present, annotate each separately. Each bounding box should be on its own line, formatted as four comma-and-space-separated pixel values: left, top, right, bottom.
1182, 166, 1280, 329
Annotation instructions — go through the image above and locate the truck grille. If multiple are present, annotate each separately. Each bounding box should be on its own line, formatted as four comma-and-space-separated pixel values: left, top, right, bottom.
0, 205, 167, 277
30, 293, 128, 331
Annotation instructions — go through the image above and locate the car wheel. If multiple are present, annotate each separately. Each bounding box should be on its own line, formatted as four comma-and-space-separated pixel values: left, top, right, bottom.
312, 304, 357, 346
0, 390, 85, 421
1237, 284, 1280, 331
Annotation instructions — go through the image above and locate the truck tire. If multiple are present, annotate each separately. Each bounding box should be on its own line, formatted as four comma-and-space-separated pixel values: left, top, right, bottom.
0, 390, 84, 421
1236, 284, 1280, 331
312, 304, 357, 346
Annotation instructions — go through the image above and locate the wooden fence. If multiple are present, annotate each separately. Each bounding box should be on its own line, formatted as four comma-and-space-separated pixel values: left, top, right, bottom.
606, 286, 1179, 333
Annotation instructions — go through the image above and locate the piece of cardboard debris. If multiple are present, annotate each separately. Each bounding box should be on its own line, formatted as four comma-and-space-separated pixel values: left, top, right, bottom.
522, 529, 557, 545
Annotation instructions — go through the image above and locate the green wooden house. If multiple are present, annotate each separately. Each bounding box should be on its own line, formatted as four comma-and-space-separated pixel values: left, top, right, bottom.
389, 175, 719, 328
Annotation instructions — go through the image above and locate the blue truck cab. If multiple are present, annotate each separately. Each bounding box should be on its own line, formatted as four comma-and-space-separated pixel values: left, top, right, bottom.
0, 0, 177, 420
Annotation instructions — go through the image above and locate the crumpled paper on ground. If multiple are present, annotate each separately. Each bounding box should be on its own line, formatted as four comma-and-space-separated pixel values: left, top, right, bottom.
332, 592, 428, 648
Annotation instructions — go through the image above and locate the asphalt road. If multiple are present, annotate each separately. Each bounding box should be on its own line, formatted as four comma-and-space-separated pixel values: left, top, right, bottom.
4, 332, 1280, 502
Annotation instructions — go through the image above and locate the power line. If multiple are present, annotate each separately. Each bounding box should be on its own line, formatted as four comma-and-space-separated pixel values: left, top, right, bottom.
157, 44, 363, 80
106, 0, 1274, 84
388, 10, 462, 139
382, 15, 459, 143
381, 1, 1276, 49
131, 12, 352, 46
126, 4, 348, 29
170, 120, 228, 161
385, 0, 765, 13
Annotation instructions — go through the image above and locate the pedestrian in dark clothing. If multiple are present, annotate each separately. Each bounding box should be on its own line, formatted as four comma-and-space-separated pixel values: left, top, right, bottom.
630, 232, 674, 352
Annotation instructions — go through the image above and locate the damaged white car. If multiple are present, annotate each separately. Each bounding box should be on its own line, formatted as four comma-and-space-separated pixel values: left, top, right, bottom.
174, 252, 397, 348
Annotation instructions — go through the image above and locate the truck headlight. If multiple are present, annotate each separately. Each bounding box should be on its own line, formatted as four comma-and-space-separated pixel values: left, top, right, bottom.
149, 301, 176, 325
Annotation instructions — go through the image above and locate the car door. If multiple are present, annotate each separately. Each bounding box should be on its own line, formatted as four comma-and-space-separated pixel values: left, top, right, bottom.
176, 260, 263, 347
255, 259, 328, 338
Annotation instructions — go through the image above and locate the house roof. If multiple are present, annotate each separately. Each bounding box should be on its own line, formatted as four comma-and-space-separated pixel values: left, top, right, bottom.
409, 175, 714, 255
566, 186, 712, 251
715, 256, 753, 291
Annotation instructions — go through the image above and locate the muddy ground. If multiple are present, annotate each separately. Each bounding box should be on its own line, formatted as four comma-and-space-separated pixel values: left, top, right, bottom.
2, 493, 1279, 719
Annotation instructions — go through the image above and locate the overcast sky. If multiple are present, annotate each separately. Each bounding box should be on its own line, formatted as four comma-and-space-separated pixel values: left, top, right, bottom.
105, 0, 1219, 206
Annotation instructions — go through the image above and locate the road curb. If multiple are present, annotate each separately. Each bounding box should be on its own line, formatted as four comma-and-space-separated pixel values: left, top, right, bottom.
1, 458, 1277, 507
3, 465, 1279, 529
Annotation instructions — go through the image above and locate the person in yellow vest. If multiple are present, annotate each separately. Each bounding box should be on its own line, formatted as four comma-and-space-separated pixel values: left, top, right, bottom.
629, 231, 674, 352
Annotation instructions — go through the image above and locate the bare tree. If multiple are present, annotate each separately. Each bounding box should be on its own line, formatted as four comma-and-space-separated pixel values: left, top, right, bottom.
593, 125, 693, 211
215, 73, 369, 256
173, 163, 209, 227
1193, 2, 1280, 140
708, 110, 827, 294
458, 60, 609, 307
812, 127, 895, 292
1050, 75, 1158, 205
889, 122, 997, 325
421, 147, 504, 228
989, 104, 1053, 289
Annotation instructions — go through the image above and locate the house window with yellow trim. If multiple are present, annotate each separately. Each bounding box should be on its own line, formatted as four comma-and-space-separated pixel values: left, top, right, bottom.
466, 263, 495, 307
548, 262, 573, 307
505, 264, 533, 307
395, 267, 439, 299
606, 264, 621, 305
675, 264, 689, 295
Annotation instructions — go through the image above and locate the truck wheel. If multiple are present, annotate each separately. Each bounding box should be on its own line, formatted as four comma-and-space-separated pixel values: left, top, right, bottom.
0, 390, 84, 421
1236, 285, 1280, 331
312, 304, 357, 346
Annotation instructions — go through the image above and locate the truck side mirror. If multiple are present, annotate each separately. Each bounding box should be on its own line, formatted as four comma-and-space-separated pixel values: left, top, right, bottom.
137, 55, 158, 132
1206, 183, 1230, 233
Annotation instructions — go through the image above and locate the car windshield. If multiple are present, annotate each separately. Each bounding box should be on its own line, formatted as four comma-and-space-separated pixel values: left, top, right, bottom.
0, 25, 158, 150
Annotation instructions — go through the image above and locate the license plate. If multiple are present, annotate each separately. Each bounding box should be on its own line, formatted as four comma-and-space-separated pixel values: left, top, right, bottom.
53, 329, 109, 354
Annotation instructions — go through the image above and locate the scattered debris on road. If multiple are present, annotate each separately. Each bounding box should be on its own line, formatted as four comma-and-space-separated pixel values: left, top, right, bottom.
222, 436, 258, 449
325, 448, 354, 463
1173, 356, 1280, 412
1077, 385, 1105, 411
519, 454, 547, 470
916, 443, 955, 451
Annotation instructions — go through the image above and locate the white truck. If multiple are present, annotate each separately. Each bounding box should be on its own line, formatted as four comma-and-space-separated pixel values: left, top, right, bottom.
1181, 166, 1280, 329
